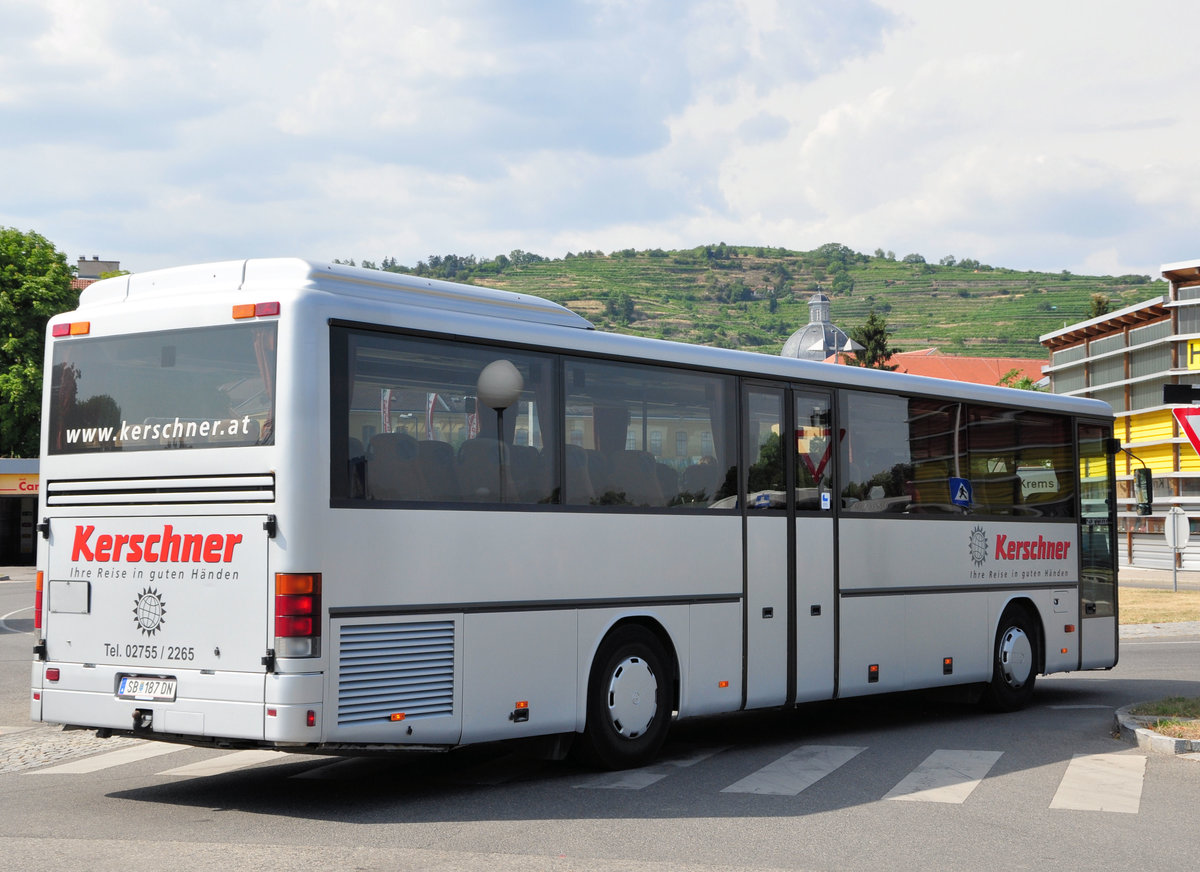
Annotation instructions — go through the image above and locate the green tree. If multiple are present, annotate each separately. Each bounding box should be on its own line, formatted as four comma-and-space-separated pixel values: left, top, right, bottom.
0, 228, 78, 456
846, 308, 898, 370
1088, 293, 1112, 319
605, 290, 635, 324
998, 368, 1043, 391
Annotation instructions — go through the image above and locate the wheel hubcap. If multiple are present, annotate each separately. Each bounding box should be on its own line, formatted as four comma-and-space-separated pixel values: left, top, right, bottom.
606, 655, 658, 738
998, 626, 1033, 688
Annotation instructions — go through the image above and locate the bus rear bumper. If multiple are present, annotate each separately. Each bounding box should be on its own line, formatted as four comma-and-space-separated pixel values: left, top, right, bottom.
33, 662, 323, 744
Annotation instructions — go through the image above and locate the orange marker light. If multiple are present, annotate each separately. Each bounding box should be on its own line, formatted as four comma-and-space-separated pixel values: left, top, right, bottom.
233, 301, 281, 319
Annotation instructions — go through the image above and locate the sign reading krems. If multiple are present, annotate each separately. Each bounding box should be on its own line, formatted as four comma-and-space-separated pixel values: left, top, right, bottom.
48, 515, 269, 671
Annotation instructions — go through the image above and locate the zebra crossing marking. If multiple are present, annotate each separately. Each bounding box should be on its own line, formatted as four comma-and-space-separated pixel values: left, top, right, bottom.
159, 749, 300, 778
573, 744, 725, 790
1049, 753, 1146, 813
12, 734, 1153, 816
721, 745, 866, 796
883, 749, 1003, 804
28, 740, 185, 775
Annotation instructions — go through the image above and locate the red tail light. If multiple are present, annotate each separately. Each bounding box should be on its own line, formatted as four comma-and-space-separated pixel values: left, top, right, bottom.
34, 571, 43, 630
274, 573, 321, 657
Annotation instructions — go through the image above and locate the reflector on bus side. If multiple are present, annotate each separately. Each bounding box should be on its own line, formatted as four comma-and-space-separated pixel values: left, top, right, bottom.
232, 302, 281, 319
51, 322, 90, 337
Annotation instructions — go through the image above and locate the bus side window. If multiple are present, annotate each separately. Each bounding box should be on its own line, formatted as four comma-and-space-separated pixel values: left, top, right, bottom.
564, 359, 735, 509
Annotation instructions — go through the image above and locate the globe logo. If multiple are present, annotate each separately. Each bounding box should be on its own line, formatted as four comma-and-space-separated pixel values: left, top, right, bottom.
132, 588, 166, 635
968, 526, 989, 567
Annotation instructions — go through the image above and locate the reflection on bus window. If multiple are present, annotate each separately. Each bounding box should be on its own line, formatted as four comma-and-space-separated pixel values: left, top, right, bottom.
795, 391, 833, 511
332, 329, 737, 510
967, 406, 1074, 517
1079, 424, 1115, 618
839, 391, 1076, 518
339, 331, 557, 505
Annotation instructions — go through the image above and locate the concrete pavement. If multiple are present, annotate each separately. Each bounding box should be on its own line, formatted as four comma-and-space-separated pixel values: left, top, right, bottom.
1118, 565, 1200, 591
0, 566, 34, 584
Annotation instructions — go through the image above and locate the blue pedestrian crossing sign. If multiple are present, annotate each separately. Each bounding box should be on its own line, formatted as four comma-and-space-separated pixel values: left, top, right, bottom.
950, 477, 972, 508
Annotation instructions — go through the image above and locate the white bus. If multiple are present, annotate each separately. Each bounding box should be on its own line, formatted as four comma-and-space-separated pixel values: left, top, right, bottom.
30, 258, 1118, 769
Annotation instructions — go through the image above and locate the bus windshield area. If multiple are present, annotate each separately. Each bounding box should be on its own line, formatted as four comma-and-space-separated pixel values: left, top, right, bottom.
47, 323, 276, 454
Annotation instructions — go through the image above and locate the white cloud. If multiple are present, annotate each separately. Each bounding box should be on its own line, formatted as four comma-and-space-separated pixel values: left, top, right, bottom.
1, 0, 1198, 276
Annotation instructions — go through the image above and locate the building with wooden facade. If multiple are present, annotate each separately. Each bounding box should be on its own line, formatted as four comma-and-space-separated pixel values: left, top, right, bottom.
1041, 259, 1200, 568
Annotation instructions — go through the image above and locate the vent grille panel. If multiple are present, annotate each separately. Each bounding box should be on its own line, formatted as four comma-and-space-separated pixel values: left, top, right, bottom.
337, 620, 455, 724
47, 474, 274, 506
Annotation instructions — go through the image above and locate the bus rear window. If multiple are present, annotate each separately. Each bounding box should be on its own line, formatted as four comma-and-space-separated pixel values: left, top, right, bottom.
48, 323, 276, 454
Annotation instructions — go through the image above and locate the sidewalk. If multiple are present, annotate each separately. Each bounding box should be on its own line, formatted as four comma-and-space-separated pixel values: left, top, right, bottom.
1118, 566, 1200, 591
0, 566, 35, 583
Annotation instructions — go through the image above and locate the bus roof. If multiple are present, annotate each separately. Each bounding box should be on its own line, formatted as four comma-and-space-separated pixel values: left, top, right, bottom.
77, 257, 595, 332
73, 257, 1110, 420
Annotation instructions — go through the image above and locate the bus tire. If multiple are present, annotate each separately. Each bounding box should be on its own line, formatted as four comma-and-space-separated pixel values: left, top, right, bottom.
981, 604, 1039, 712
577, 624, 672, 770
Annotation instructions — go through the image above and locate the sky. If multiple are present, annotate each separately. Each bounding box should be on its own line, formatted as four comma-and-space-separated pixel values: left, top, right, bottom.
2, 0, 1198, 277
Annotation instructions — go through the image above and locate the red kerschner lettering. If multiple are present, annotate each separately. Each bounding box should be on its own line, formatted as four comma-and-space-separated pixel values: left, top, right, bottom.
993, 534, 1071, 561
71, 524, 243, 564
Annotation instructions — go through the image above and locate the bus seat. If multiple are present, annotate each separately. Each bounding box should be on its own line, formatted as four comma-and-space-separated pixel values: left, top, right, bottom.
348, 437, 365, 498
366, 432, 422, 500
507, 444, 550, 502
418, 439, 461, 501
682, 462, 720, 502
585, 449, 610, 495
563, 443, 595, 504
609, 450, 665, 506
655, 462, 680, 504
457, 438, 515, 502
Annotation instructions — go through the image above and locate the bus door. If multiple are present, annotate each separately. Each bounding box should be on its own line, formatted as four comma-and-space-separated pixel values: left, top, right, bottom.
1078, 423, 1118, 668
743, 385, 836, 709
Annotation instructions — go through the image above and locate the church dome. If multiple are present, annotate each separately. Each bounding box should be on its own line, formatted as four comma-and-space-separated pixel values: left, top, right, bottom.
780, 293, 860, 361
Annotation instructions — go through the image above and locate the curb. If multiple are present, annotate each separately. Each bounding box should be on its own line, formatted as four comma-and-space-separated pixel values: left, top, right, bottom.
1114, 704, 1200, 755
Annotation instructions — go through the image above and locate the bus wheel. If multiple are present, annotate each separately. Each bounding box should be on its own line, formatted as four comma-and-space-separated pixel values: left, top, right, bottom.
578, 625, 671, 770
982, 605, 1038, 712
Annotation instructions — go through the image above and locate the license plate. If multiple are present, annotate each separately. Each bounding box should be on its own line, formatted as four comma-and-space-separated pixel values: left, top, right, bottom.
117, 676, 177, 701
